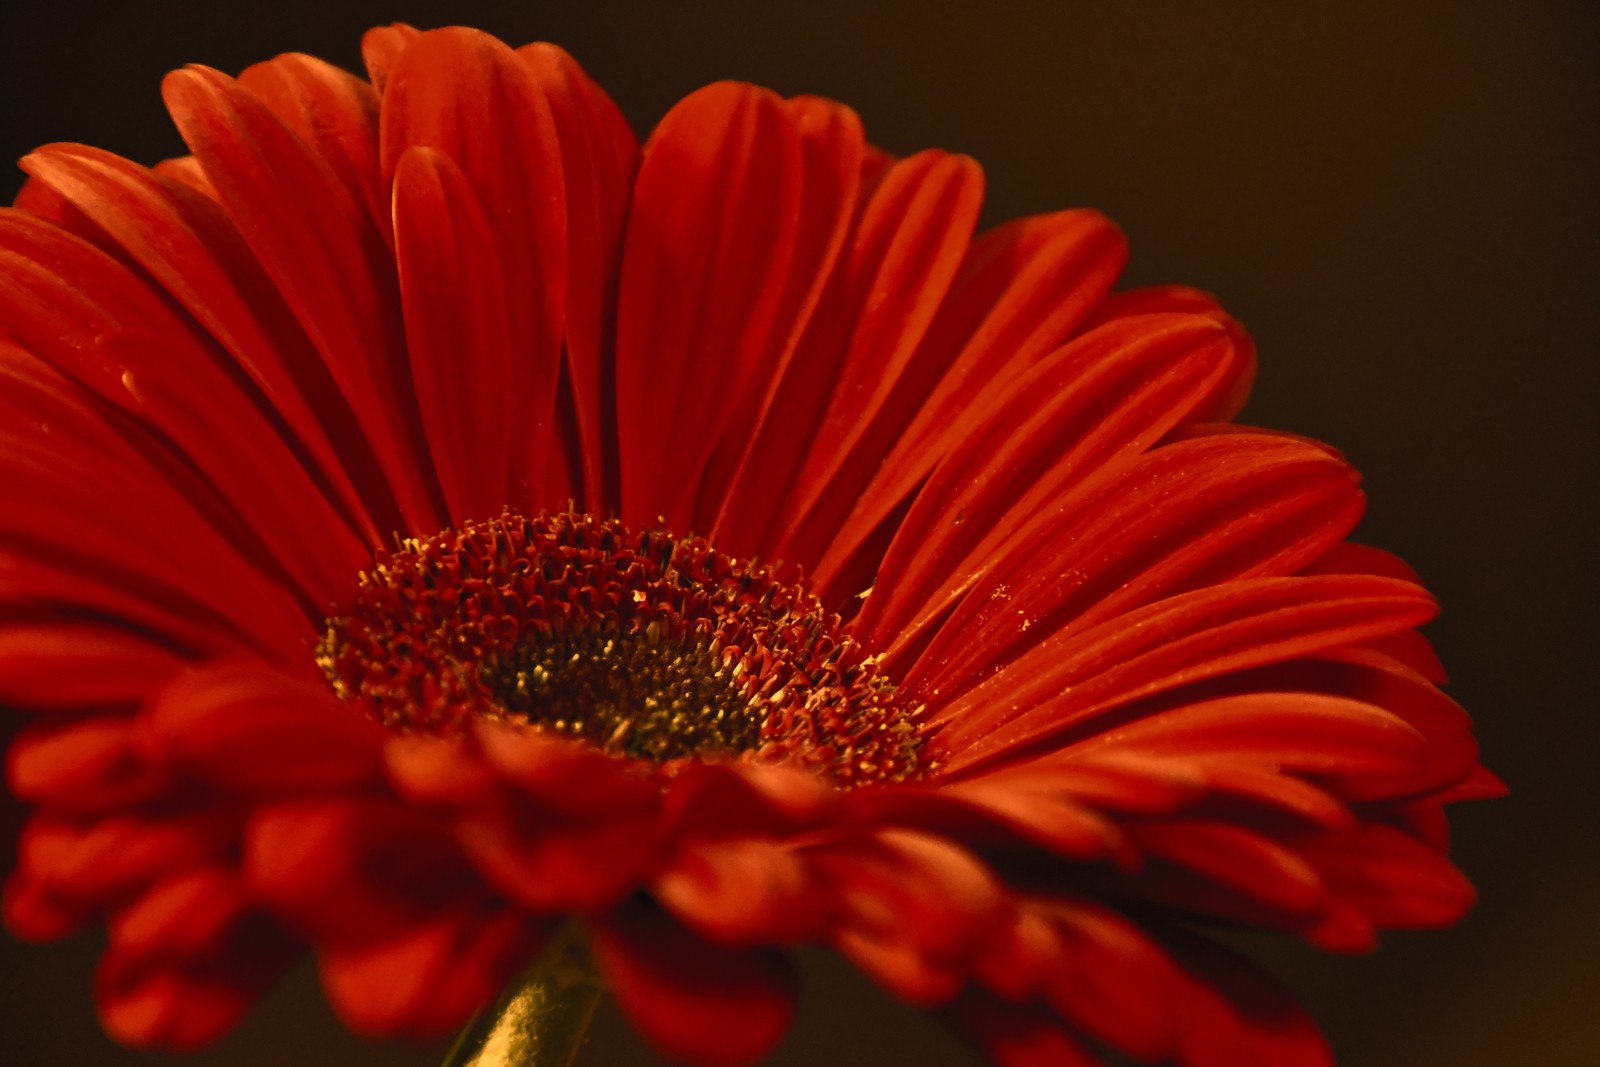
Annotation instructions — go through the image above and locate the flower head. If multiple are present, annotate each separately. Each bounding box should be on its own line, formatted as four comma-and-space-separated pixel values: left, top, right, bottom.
1, 24, 1499, 1066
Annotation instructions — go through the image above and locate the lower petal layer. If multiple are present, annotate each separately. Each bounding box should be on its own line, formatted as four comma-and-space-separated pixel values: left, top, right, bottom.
319, 908, 551, 1039
590, 902, 798, 1067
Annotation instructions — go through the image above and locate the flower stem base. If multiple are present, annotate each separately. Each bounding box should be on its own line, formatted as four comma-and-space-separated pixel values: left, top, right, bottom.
440, 926, 602, 1067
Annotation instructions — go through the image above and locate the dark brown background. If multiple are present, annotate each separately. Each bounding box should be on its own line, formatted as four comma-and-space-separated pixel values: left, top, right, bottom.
1, 1, 1594, 1063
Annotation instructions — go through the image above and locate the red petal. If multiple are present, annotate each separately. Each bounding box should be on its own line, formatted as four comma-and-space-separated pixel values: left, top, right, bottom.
0, 621, 181, 708
1067, 691, 1430, 782
20, 809, 240, 909
1210, 650, 1479, 800
384, 732, 499, 809
360, 23, 423, 95
941, 992, 1100, 1067
1086, 283, 1259, 421
615, 82, 809, 529
143, 659, 386, 794
2, 872, 85, 940
819, 209, 1129, 590
163, 64, 444, 534
108, 336, 395, 616
906, 429, 1364, 691
1298, 823, 1476, 928
96, 929, 292, 1052
517, 42, 640, 512
1183, 759, 1355, 829
654, 837, 828, 943
0, 355, 303, 658
151, 154, 216, 197
763, 151, 985, 569
473, 720, 662, 818
995, 749, 1208, 815
1303, 539, 1423, 583
1037, 898, 1184, 1060
858, 313, 1245, 648
319, 908, 549, 1039
391, 145, 516, 522
382, 26, 569, 509
0, 547, 260, 665
810, 829, 1006, 1005
694, 95, 864, 550
1435, 764, 1509, 803
244, 797, 477, 945
0, 378, 318, 641
1164, 933, 1335, 1067
661, 759, 834, 842
0, 214, 369, 619
7, 714, 165, 812
237, 53, 387, 243
20, 143, 399, 542
590, 903, 798, 1067
1128, 820, 1327, 916
453, 797, 664, 913
915, 776, 1127, 860
930, 574, 1437, 775
107, 866, 250, 961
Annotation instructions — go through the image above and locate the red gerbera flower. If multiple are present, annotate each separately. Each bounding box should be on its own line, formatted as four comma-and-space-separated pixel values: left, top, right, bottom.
0, 23, 1500, 1067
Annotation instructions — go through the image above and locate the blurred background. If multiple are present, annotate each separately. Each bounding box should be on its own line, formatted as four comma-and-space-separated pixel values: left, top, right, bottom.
0, 1, 1593, 1063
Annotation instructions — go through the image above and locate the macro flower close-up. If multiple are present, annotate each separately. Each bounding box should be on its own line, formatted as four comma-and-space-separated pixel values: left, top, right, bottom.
0, 19, 1510, 1067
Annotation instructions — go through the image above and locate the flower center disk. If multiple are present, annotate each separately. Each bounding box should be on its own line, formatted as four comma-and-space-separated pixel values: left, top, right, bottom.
316, 512, 923, 786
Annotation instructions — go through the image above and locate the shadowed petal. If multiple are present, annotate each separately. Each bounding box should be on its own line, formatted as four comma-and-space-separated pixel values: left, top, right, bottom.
144, 660, 386, 794
591, 903, 798, 1067
319, 909, 551, 1039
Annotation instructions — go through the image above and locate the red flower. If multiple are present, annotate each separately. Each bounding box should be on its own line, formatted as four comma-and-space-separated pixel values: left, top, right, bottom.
0, 24, 1499, 1066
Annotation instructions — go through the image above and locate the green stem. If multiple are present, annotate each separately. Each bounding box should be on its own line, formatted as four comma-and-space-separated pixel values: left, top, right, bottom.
440, 926, 602, 1067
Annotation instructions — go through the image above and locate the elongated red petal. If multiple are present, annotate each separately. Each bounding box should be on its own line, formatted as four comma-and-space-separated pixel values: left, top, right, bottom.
929, 574, 1437, 774
107, 868, 266, 971
654, 837, 828, 943
764, 151, 985, 568
857, 314, 1244, 647
1038, 899, 1185, 1060
905, 430, 1364, 690
382, 26, 569, 509
1065, 691, 1430, 781
1, 350, 312, 655
695, 95, 864, 550
1128, 820, 1327, 917
591, 903, 798, 1067
20, 143, 397, 542
237, 53, 388, 242
163, 64, 444, 533
143, 659, 386, 794
517, 43, 639, 512
1085, 283, 1259, 421
0, 621, 183, 709
96, 910, 293, 1051
319, 908, 549, 1039
810, 829, 1007, 1005
1298, 822, 1476, 928
941, 992, 1100, 1067
360, 23, 423, 94
18, 809, 241, 911
615, 82, 808, 528
0, 214, 370, 617
244, 797, 477, 946
1163, 932, 1335, 1067
391, 145, 516, 522
7, 715, 166, 813
819, 209, 1129, 585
